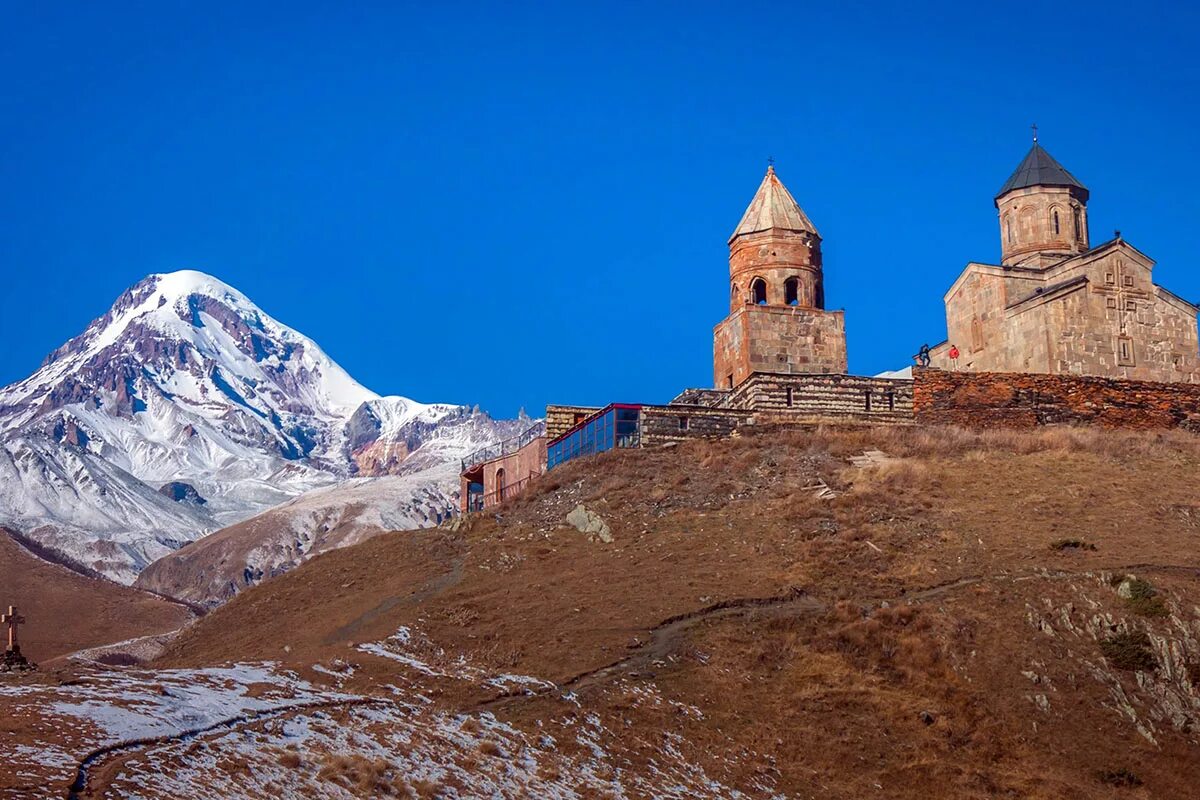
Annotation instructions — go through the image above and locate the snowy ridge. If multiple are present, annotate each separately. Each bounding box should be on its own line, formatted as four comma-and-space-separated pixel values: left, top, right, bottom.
0, 270, 527, 583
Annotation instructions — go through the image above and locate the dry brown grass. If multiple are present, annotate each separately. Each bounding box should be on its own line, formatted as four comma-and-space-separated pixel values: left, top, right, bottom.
150, 423, 1200, 800
317, 753, 397, 796
477, 739, 505, 758
410, 778, 442, 798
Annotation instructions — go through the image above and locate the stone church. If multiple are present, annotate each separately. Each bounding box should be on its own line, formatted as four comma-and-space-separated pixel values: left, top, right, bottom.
929, 139, 1200, 383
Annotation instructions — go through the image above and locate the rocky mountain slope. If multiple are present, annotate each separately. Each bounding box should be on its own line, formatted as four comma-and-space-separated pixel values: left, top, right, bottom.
6, 425, 1200, 798
134, 463, 463, 607
0, 270, 527, 583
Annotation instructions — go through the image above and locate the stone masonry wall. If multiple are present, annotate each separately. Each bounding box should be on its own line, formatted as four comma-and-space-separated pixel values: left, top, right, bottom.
723, 372, 914, 424
714, 306, 847, 389
545, 405, 601, 440
932, 245, 1200, 385
913, 368, 1200, 430
640, 405, 754, 445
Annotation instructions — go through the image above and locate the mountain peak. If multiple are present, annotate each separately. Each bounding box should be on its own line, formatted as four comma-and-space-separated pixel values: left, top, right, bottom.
144, 270, 253, 305
0, 269, 529, 583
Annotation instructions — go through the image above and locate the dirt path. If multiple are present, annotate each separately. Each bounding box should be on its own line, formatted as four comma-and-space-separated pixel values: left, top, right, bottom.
323, 556, 464, 646
66, 697, 390, 799
476, 561, 1197, 713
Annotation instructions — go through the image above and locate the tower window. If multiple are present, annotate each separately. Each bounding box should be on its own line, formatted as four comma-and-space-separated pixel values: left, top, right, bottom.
1005, 215, 1013, 244
1073, 207, 1082, 240
784, 277, 800, 306
1053, 209, 1060, 235
785, 387, 794, 407
751, 278, 768, 305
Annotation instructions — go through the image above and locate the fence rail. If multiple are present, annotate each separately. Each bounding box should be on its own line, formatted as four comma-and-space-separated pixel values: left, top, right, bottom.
465, 475, 537, 512
460, 422, 545, 472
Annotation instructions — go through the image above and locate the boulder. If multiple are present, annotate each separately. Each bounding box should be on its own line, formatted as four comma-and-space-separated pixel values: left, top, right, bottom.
566, 504, 613, 543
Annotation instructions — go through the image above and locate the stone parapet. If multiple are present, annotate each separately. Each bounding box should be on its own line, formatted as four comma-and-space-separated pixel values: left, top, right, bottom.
912, 368, 1200, 430
723, 372, 914, 424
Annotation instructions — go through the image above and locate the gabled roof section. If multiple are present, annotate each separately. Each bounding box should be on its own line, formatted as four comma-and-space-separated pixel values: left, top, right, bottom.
996, 142, 1089, 203
730, 166, 819, 243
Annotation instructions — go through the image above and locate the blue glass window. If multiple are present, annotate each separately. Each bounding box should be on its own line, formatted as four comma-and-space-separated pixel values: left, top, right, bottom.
546, 406, 640, 470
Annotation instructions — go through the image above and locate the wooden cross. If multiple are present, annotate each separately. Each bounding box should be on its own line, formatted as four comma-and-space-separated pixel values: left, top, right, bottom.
1031, 123, 1038, 143
2, 606, 25, 652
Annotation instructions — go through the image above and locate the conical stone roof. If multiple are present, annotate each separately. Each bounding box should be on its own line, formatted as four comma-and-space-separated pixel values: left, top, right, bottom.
730, 166, 819, 243
996, 142, 1088, 202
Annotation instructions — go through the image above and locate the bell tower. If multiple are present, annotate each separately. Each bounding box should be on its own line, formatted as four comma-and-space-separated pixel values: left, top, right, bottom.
713, 166, 847, 389
995, 133, 1090, 267
727, 165, 825, 310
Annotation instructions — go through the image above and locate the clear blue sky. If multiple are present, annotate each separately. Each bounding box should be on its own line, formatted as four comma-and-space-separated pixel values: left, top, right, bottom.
3, 2, 1198, 418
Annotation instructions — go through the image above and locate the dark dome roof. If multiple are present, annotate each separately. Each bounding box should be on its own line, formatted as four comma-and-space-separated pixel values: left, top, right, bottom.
996, 142, 1088, 203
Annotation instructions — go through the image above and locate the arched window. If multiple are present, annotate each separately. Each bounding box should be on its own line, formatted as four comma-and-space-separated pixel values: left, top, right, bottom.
1004, 214, 1013, 244
784, 277, 800, 306
751, 278, 768, 305
1052, 209, 1060, 236
495, 468, 507, 501
1073, 207, 1082, 240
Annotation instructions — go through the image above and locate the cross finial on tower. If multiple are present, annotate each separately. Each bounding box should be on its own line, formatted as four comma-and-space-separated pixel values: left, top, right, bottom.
1031, 123, 1038, 143
767, 156, 775, 173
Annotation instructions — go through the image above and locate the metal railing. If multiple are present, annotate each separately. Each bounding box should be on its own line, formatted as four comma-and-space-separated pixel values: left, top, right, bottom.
465, 474, 537, 512
460, 422, 545, 472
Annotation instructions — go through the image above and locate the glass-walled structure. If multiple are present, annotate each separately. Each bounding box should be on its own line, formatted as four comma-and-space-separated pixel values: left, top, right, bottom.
546, 404, 642, 470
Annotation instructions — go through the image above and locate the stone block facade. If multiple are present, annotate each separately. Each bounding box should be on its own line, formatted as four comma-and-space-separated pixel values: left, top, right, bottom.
640, 405, 754, 445
721, 372, 913, 424
545, 405, 601, 440
930, 241, 1200, 384
913, 368, 1200, 430
714, 306, 847, 389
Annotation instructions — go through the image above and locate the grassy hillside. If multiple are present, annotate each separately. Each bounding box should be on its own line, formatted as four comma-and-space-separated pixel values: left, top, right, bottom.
145, 424, 1200, 797
0, 528, 194, 663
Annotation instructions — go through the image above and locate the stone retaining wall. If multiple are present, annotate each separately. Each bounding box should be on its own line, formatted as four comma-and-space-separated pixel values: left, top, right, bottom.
640, 405, 754, 445
723, 372, 914, 424
913, 368, 1200, 430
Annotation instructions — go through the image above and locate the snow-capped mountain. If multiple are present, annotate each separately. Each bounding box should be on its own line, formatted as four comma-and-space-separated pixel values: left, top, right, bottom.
0, 270, 530, 583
